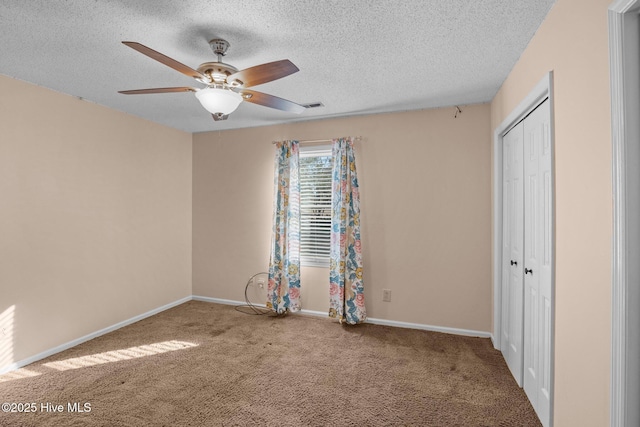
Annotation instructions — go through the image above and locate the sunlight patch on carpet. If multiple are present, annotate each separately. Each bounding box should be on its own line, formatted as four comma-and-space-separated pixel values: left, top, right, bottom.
42, 340, 199, 371
0, 340, 199, 383
0, 305, 15, 372
0, 367, 41, 382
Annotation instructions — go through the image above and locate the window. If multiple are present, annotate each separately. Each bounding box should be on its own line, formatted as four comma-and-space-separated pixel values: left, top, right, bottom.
299, 144, 332, 267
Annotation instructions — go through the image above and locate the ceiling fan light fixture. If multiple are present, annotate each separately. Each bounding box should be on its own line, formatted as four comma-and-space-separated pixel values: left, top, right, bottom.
195, 87, 243, 115
119, 40, 303, 120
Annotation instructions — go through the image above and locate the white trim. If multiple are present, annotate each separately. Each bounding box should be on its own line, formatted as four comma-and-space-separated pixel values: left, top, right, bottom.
190, 295, 328, 317
0, 296, 192, 375
192, 296, 328, 318
299, 308, 329, 318
492, 126, 504, 349
495, 75, 552, 138
192, 295, 246, 306
609, 1, 640, 426
193, 295, 491, 338
610, 0, 640, 14
492, 72, 555, 426
609, 9, 627, 426
365, 317, 492, 338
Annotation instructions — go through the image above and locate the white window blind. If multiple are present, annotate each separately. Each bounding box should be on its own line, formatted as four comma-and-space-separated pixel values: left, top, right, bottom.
299, 144, 332, 267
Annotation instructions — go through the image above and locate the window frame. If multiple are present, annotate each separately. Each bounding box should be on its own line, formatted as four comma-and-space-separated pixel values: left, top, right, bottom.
298, 143, 332, 268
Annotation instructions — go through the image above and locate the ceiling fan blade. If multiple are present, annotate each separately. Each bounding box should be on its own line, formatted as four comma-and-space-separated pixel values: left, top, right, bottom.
237, 89, 305, 114
122, 41, 207, 82
226, 59, 299, 88
118, 87, 197, 95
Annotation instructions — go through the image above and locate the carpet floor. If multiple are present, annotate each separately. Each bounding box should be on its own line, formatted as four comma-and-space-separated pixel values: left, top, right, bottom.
0, 301, 541, 426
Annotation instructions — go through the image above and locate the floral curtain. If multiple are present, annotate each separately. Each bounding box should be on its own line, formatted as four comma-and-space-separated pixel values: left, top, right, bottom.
267, 140, 302, 313
329, 137, 366, 324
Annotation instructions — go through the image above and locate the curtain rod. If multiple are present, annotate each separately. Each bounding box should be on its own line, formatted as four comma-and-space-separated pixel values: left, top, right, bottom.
272, 136, 362, 144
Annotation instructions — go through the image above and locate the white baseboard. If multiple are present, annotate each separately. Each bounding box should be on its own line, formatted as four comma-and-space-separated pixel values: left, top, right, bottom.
365, 317, 491, 338
491, 334, 498, 348
192, 295, 247, 306
192, 295, 491, 338
2, 295, 492, 375
299, 308, 329, 318
0, 296, 192, 375
192, 295, 327, 318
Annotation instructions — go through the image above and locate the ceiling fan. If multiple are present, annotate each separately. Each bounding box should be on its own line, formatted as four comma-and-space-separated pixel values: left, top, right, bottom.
119, 38, 305, 121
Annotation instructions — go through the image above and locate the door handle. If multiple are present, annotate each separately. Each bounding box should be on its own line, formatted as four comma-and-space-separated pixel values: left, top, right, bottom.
525, 268, 533, 275
510, 260, 517, 266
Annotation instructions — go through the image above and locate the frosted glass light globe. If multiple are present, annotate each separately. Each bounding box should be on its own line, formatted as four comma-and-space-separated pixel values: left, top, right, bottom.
195, 87, 243, 115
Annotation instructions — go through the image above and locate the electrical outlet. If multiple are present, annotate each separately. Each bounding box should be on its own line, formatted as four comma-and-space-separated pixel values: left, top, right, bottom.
382, 289, 391, 302
256, 278, 266, 289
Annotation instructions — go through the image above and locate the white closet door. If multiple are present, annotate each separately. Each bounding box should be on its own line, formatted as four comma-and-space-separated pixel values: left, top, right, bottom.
501, 121, 524, 385
523, 98, 552, 425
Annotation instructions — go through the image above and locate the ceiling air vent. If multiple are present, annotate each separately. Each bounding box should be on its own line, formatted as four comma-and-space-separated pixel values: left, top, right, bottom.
302, 102, 324, 109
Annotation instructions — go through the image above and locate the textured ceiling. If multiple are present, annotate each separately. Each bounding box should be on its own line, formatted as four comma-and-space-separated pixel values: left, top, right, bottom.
0, 1, 556, 133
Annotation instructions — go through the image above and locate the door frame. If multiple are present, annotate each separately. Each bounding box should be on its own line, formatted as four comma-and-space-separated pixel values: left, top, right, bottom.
609, 1, 640, 426
492, 72, 555, 424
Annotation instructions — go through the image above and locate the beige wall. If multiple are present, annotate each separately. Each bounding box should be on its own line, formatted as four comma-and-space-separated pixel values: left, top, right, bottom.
490, 0, 612, 425
0, 1, 618, 420
193, 104, 492, 332
0, 75, 192, 371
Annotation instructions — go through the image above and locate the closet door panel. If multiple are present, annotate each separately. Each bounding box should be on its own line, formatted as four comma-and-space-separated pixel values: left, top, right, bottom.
523, 99, 552, 424
501, 122, 524, 385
